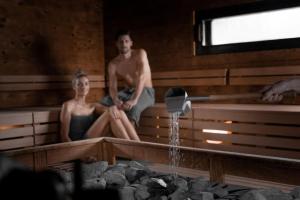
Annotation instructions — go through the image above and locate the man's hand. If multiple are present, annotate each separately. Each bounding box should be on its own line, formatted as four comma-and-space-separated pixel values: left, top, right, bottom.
123, 99, 137, 111
109, 105, 120, 119
113, 98, 124, 109
261, 80, 289, 102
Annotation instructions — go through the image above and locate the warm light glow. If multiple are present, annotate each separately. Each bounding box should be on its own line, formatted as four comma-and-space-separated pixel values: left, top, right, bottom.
203, 127, 231, 144
156, 116, 160, 119
224, 120, 232, 124
156, 125, 160, 129
0, 125, 23, 130
206, 140, 223, 144
203, 129, 230, 134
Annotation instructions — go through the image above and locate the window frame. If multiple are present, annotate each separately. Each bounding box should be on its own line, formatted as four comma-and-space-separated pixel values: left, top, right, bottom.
194, 0, 300, 55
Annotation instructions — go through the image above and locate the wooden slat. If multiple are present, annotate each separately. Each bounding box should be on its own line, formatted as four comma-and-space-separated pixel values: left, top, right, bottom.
194, 132, 300, 150
0, 137, 34, 150
33, 111, 59, 123
34, 124, 59, 135
139, 117, 193, 129
192, 104, 300, 112
230, 66, 300, 76
0, 126, 33, 139
137, 127, 193, 139
35, 134, 59, 145
142, 103, 192, 118
46, 143, 99, 165
11, 154, 34, 169
0, 75, 105, 83
193, 121, 300, 137
193, 108, 300, 125
156, 137, 194, 146
139, 136, 157, 143
0, 82, 105, 91
157, 137, 169, 144
225, 175, 296, 192
152, 69, 226, 79
230, 76, 300, 85
149, 163, 209, 179
153, 78, 225, 86
0, 112, 33, 125
194, 141, 300, 160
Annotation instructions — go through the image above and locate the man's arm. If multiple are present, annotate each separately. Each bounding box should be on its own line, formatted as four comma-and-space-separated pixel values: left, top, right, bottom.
124, 49, 149, 110
60, 102, 72, 142
262, 78, 300, 102
108, 62, 122, 107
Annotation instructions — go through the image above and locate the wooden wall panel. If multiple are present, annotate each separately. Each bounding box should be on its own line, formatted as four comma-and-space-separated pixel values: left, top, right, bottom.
103, 0, 300, 104
0, 0, 105, 108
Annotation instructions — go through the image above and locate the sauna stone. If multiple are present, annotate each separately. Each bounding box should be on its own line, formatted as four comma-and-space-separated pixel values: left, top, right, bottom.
291, 187, 300, 199
54, 160, 299, 200
0, 155, 28, 181
241, 188, 293, 200
83, 177, 106, 190
119, 186, 136, 200
102, 170, 128, 189
81, 160, 108, 179
189, 191, 214, 200
134, 184, 150, 200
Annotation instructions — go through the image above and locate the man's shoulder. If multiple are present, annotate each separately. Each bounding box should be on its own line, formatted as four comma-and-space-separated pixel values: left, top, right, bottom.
108, 56, 121, 67
134, 49, 147, 56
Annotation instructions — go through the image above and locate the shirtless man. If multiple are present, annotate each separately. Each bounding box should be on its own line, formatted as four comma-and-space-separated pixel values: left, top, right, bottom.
101, 30, 155, 141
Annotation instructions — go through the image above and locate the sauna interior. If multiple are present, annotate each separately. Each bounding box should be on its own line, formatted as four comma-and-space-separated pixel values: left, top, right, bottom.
1, 0, 300, 199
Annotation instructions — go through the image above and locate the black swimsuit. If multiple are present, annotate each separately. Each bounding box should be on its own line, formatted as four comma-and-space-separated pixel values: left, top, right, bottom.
69, 114, 95, 141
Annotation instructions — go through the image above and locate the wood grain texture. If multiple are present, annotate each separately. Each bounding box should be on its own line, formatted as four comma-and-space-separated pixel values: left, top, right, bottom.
0, 0, 105, 107
104, 0, 300, 104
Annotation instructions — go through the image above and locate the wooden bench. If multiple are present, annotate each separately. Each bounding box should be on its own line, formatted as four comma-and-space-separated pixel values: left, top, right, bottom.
4, 137, 300, 191
230, 65, 300, 85
2, 103, 300, 161
151, 69, 227, 87
0, 75, 105, 91
0, 108, 60, 151
0, 111, 34, 150
138, 103, 194, 146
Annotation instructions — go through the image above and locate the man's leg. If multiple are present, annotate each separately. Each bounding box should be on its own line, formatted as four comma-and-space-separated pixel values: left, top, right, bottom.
119, 111, 140, 141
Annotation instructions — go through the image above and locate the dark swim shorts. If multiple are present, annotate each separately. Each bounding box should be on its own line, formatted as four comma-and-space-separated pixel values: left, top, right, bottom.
100, 87, 155, 126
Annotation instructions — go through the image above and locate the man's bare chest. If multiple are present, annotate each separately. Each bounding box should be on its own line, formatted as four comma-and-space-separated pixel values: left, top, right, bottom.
116, 63, 137, 79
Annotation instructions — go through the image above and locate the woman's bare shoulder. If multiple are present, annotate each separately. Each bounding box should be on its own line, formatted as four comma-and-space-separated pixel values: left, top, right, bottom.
62, 99, 76, 112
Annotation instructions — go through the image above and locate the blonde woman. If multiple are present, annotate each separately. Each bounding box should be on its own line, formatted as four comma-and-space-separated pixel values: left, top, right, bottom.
60, 70, 109, 142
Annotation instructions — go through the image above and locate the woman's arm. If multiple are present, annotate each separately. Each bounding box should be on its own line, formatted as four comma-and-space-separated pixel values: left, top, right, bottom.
60, 102, 72, 142
93, 103, 108, 114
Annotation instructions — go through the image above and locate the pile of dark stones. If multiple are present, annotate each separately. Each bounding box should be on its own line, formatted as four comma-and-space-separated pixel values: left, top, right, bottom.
57, 160, 300, 200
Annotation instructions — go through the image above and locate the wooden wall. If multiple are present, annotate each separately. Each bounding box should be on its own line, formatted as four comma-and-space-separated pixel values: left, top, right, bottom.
0, 0, 105, 108
103, 0, 300, 104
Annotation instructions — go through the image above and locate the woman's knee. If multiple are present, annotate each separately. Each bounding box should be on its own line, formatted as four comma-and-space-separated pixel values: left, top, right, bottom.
108, 107, 121, 121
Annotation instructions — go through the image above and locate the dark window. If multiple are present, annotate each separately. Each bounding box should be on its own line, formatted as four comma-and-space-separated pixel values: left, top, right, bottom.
194, 0, 300, 54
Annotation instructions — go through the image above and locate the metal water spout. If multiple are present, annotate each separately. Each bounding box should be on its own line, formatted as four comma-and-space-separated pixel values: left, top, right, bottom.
164, 88, 261, 115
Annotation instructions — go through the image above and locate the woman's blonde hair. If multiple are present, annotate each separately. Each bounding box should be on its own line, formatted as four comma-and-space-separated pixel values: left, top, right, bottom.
72, 69, 88, 87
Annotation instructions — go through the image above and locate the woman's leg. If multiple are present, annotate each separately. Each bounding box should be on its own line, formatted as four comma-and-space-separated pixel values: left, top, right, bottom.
86, 110, 110, 138
119, 110, 140, 141
109, 107, 131, 140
